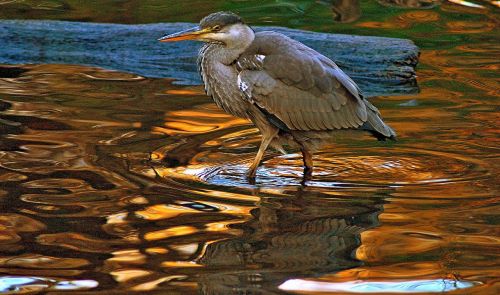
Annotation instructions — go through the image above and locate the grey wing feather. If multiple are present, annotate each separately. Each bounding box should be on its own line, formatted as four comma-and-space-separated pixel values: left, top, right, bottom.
237, 31, 368, 132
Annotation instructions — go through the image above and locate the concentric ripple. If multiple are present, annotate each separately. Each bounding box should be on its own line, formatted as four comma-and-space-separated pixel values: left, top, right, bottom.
149, 130, 490, 190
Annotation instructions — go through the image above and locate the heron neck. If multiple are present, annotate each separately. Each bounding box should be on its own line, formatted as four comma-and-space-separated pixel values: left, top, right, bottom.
213, 26, 254, 65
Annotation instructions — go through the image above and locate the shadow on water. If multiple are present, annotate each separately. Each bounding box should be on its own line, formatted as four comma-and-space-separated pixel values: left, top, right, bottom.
0, 66, 28, 79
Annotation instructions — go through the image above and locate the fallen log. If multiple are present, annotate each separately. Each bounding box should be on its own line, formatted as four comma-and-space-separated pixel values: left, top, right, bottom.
0, 20, 419, 97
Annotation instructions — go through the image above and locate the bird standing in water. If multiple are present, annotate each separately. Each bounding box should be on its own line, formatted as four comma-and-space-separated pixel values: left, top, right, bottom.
159, 11, 396, 181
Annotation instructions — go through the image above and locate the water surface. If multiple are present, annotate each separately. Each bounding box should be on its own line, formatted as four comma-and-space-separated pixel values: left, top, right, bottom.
0, 1, 499, 294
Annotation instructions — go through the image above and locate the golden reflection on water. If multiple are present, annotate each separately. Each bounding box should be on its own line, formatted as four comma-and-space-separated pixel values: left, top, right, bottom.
155, 104, 249, 135
0, 4, 499, 294
0, 61, 497, 293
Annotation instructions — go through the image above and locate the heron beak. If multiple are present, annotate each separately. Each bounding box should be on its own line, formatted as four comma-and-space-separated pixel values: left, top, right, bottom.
158, 26, 211, 42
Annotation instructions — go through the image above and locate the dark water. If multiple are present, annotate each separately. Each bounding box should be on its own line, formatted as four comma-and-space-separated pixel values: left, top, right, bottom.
0, 1, 499, 294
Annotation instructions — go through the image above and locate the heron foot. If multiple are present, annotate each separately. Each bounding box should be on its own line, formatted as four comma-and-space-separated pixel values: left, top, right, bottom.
301, 166, 313, 186
247, 166, 257, 178
304, 166, 313, 179
300, 146, 313, 182
246, 167, 257, 184
247, 175, 256, 184
246, 129, 278, 184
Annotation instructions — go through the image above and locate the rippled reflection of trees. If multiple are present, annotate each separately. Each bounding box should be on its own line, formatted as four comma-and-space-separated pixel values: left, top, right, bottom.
331, 0, 361, 23
330, 0, 441, 24
377, 0, 441, 8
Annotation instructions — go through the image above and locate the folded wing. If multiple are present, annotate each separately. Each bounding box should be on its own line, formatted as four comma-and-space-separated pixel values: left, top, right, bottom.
236, 31, 368, 131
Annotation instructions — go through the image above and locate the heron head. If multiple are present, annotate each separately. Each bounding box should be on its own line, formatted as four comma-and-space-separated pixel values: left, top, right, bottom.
158, 11, 253, 47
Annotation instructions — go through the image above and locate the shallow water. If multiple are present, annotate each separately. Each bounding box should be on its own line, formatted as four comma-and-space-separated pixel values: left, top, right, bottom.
0, 1, 499, 294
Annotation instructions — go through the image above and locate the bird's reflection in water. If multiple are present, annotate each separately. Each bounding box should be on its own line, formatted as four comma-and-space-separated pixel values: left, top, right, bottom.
195, 189, 383, 295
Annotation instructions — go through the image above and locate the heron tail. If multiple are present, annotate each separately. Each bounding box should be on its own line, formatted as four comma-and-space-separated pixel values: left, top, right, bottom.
361, 100, 397, 141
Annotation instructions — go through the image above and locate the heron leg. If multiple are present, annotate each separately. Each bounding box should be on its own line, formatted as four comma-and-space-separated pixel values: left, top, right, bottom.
301, 146, 313, 181
248, 131, 278, 180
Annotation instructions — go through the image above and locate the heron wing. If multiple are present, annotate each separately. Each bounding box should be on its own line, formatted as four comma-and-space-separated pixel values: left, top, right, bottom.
237, 31, 368, 131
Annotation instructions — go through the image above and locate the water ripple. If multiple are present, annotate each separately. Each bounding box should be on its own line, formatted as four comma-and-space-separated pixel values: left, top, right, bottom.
0, 37, 497, 294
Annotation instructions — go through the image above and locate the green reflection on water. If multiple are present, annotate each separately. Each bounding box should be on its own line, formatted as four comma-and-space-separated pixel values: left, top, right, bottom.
0, 1, 497, 49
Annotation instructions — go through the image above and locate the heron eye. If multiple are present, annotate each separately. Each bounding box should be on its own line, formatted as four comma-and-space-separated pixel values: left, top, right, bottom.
213, 25, 221, 31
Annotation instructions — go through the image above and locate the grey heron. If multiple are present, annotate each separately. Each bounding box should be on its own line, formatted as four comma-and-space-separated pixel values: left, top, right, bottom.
159, 11, 396, 181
